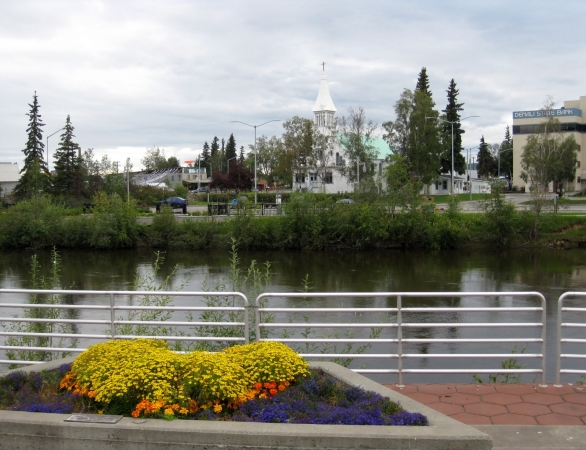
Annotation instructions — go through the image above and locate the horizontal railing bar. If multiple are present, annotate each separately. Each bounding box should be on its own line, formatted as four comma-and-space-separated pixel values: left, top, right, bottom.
0, 303, 110, 310
561, 307, 586, 312
0, 317, 111, 325
300, 354, 398, 359
114, 306, 244, 312
401, 338, 542, 343
560, 339, 586, 343
560, 369, 586, 374
257, 291, 544, 299
0, 289, 246, 297
402, 307, 543, 312
113, 320, 244, 327
0, 346, 86, 353
401, 323, 542, 328
0, 332, 109, 339
113, 335, 245, 342
560, 354, 586, 359
351, 369, 399, 374
401, 353, 542, 359
561, 323, 586, 328
0, 360, 46, 365
261, 338, 398, 343
259, 323, 396, 328
401, 369, 542, 374
260, 308, 398, 313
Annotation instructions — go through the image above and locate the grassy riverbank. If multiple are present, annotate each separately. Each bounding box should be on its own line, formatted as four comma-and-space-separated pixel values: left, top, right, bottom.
1, 194, 586, 251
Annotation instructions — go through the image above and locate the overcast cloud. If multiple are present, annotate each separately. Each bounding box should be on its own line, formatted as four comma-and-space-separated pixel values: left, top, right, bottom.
1, 0, 585, 170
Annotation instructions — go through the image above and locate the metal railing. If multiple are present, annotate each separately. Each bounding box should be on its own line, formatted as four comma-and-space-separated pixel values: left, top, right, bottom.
255, 291, 547, 386
0, 289, 248, 366
556, 292, 586, 385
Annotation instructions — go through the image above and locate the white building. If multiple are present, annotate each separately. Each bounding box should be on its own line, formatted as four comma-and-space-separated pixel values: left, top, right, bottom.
0, 162, 20, 197
294, 72, 392, 194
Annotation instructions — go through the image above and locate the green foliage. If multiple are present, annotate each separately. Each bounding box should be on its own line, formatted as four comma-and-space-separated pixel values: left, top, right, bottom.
481, 183, 520, 247
174, 184, 189, 199
149, 206, 178, 247
472, 345, 527, 384
14, 93, 49, 200
52, 115, 81, 199
2, 248, 77, 366
115, 251, 184, 342
0, 195, 65, 249
88, 192, 139, 248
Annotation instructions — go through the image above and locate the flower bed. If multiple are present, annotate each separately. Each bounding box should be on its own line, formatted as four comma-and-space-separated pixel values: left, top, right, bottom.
1, 339, 426, 426
0, 357, 492, 450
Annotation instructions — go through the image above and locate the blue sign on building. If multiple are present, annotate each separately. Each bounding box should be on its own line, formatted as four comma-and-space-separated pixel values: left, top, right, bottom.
513, 108, 582, 119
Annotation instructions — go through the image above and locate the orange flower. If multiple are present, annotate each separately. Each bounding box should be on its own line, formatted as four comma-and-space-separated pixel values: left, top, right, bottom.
254, 382, 263, 390
131, 410, 140, 418
269, 388, 278, 396
278, 384, 286, 391
164, 408, 174, 416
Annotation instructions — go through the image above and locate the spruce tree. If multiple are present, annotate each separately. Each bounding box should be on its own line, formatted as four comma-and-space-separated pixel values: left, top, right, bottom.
441, 79, 466, 175
201, 141, 211, 177
415, 67, 431, 97
477, 136, 496, 179
52, 115, 80, 197
225, 133, 237, 171
499, 125, 513, 180
238, 145, 245, 163
13, 92, 48, 199
210, 137, 220, 177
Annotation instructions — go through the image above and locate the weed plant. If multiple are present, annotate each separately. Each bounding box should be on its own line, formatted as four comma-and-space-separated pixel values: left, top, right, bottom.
2, 248, 78, 366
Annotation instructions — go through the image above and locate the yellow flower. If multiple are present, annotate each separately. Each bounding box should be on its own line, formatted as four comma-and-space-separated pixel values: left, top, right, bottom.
164, 408, 174, 416
213, 404, 222, 413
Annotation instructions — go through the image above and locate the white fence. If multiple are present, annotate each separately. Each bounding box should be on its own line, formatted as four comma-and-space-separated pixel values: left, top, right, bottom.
3, 289, 586, 386
556, 292, 586, 385
255, 292, 546, 386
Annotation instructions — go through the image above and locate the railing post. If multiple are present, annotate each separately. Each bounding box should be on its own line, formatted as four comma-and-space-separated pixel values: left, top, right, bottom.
110, 293, 116, 339
555, 293, 565, 386
397, 295, 403, 387
539, 294, 547, 386
255, 294, 262, 342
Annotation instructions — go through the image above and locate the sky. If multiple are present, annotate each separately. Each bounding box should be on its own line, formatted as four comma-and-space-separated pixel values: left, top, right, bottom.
1, 0, 585, 171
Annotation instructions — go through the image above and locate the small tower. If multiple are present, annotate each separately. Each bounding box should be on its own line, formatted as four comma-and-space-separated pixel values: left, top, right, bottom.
312, 72, 337, 132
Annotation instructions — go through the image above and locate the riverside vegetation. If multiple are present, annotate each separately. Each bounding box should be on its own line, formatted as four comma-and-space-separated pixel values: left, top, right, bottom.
0, 339, 428, 426
1, 190, 586, 251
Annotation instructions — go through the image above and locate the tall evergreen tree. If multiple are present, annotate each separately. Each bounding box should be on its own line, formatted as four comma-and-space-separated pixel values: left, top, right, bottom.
477, 136, 496, 179
440, 79, 466, 175
415, 67, 431, 97
499, 125, 513, 180
225, 133, 237, 171
210, 137, 220, 177
220, 138, 226, 173
14, 92, 48, 199
201, 141, 211, 177
52, 115, 80, 197
238, 145, 245, 163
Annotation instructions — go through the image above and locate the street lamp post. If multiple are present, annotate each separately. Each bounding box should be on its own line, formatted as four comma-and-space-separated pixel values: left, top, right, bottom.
465, 146, 479, 200
231, 119, 281, 203
46, 127, 65, 173
427, 116, 479, 195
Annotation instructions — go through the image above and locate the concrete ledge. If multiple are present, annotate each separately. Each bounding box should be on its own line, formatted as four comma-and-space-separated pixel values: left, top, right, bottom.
0, 359, 492, 449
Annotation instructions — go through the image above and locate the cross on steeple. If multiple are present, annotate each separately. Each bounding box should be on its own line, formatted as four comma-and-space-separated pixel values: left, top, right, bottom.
322, 61, 325, 72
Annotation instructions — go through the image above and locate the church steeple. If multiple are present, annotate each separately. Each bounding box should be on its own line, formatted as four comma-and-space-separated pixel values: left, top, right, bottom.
312, 72, 336, 129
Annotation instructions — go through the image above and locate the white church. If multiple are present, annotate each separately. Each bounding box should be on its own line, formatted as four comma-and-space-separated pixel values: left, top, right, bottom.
294, 71, 489, 196
293, 72, 391, 194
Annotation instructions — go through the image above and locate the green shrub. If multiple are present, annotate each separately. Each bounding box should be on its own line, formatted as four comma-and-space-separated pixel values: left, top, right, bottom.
0, 195, 66, 249
88, 192, 139, 248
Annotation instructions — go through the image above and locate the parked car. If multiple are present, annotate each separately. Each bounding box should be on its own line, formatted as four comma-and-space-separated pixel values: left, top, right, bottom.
336, 198, 355, 204
156, 197, 188, 213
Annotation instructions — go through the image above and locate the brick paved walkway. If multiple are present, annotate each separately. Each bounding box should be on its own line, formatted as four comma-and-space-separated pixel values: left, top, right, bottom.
384, 383, 586, 425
